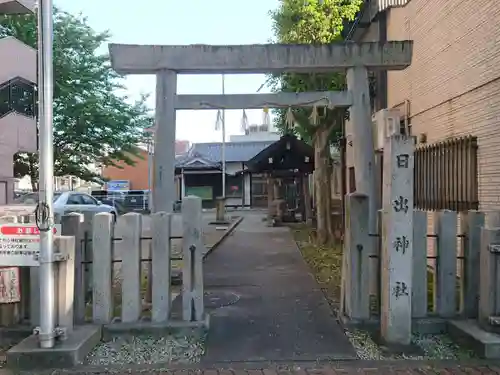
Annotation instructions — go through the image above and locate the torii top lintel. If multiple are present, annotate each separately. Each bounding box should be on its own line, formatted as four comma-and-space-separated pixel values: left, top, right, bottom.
108, 41, 413, 75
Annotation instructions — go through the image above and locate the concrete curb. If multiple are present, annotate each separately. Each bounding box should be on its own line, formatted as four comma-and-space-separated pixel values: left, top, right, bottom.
203, 216, 243, 260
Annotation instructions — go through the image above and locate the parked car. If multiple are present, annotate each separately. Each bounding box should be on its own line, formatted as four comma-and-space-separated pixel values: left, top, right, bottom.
100, 198, 126, 215
91, 189, 126, 203
13, 191, 27, 200
15, 191, 118, 220
124, 190, 149, 212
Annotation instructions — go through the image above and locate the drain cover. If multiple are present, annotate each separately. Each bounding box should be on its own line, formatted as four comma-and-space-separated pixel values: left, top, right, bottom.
204, 291, 240, 309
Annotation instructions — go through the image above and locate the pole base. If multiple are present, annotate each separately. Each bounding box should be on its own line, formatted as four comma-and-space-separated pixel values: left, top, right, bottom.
6, 325, 101, 370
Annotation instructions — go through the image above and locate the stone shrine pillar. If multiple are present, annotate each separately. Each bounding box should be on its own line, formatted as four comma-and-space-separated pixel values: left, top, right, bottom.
153, 70, 177, 213
381, 135, 415, 345
346, 66, 377, 234
215, 197, 226, 223
267, 175, 275, 224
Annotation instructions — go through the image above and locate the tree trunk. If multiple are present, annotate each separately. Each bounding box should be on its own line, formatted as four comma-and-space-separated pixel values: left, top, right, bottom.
313, 126, 331, 245
324, 156, 334, 244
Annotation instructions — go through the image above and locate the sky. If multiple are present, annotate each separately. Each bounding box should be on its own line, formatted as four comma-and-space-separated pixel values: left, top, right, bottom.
55, 0, 280, 144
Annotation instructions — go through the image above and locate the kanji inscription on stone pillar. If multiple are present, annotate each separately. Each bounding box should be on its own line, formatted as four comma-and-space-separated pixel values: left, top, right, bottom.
381, 135, 416, 345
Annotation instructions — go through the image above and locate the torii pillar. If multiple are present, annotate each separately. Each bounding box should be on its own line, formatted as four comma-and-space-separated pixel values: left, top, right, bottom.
109, 41, 413, 221
153, 70, 177, 213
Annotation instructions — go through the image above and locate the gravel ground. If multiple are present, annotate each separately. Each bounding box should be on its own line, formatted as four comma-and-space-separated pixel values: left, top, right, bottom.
346, 329, 476, 360
85, 333, 205, 366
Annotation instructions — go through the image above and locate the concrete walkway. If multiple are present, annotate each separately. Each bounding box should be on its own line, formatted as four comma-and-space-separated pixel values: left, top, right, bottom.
201, 213, 357, 363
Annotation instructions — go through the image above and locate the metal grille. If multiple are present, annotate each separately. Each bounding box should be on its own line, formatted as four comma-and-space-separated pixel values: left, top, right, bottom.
414, 135, 478, 211
376, 0, 410, 12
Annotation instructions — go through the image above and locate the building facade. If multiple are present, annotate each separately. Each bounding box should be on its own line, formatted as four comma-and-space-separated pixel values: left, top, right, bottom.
229, 124, 280, 143
101, 131, 280, 207
175, 140, 274, 208
175, 127, 280, 208
0, 0, 37, 203
102, 140, 191, 191
345, 0, 500, 210
102, 148, 150, 190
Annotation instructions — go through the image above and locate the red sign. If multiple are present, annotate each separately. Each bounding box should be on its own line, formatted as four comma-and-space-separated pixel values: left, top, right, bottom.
0, 226, 58, 236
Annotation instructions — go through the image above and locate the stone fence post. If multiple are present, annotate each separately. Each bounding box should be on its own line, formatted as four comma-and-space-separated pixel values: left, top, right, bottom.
479, 212, 500, 331
182, 196, 204, 322
434, 210, 458, 318
121, 213, 142, 323
341, 192, 371, 321
460, 211, 484, 318
92, 213, 114, 323
151, 211, 172, 322
61, 213, 85, 323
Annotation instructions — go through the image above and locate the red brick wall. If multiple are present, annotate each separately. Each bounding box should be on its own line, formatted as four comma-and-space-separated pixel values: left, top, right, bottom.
102, 149, 149, 190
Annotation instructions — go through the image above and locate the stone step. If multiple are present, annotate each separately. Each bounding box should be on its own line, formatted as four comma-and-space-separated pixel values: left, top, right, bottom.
448, 319, 500, 358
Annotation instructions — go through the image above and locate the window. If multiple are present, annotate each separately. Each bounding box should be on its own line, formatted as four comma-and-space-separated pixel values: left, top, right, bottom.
251, 176, 267, 196
81, 194, 98, 205
226, 175, 243, 198
66, 194, 84, 205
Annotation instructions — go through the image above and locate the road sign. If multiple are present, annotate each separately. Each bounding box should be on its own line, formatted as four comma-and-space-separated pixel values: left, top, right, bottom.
0, 224, 61, 267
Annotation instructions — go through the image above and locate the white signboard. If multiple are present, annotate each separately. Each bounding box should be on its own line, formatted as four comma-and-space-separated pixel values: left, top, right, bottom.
0, 205, 36, 217
0, 267, 21, 303
0, 224, 61, 267
107, 180, 130, 191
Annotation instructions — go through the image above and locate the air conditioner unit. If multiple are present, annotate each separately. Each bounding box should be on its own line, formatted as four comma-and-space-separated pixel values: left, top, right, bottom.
372, 108, 401, 151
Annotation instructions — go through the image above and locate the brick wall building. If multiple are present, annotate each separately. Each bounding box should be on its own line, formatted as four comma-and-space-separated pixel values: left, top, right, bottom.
346, 0, 500, 210
102, 148, 150, 190
102, 140, 190, 191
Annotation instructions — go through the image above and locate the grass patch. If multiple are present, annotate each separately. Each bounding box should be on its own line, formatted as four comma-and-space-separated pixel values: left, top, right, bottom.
289, 223, 343, 310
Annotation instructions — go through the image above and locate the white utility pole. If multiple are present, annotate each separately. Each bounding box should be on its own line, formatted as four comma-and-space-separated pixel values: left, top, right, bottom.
221, 74, 226, 198
37, 0, 56, 349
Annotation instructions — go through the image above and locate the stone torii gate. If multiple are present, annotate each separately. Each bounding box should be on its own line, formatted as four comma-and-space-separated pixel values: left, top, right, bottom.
108, 41, 413, 228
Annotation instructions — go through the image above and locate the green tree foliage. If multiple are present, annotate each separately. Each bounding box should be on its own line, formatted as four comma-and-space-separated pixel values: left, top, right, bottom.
269, 0, 362, 145
0, 8, 153, 186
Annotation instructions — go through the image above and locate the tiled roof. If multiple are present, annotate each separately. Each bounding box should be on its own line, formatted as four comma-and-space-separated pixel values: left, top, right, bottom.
175, 151, 220, 169
190, 141, 275, 163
